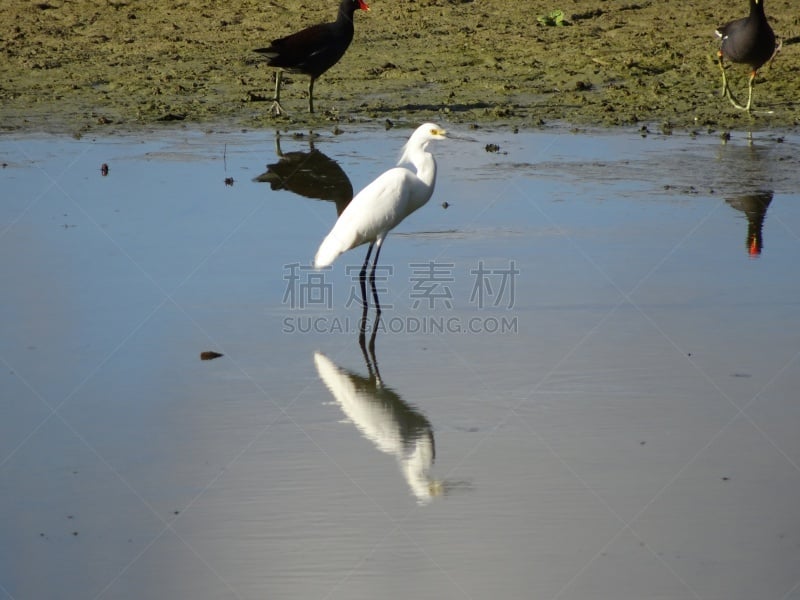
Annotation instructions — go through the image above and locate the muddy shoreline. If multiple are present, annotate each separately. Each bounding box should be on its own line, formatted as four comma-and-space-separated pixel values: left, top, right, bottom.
1, 0, 798, 134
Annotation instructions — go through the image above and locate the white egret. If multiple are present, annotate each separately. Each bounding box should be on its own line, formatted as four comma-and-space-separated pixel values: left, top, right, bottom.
313, 123, 448, 307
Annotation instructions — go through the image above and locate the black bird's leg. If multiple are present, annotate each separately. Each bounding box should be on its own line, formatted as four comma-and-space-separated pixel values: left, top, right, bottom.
717, 51, 729, 97
308, 77, 316, 114
717, 52, 748, 111
270, 71, 285, 116
744, 70, 757, 112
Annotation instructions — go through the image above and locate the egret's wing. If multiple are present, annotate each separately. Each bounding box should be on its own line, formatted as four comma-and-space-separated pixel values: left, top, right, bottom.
346, 168, 418, 238
314, 167, 417, 267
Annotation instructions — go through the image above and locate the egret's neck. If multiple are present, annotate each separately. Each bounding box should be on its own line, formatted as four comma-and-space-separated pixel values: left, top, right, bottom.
414, 152, 437, 189
399, 141, 438, 196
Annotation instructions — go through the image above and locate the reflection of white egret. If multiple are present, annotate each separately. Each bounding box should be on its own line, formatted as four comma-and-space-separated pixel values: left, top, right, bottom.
314, 351, 443, 504
313, 123, 448, 308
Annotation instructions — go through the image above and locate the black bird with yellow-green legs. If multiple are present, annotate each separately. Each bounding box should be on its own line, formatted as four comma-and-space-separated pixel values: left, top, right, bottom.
715, 0, 778, 112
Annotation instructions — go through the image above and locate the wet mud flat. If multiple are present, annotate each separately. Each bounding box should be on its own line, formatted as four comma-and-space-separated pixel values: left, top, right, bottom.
1, 0, 799, 134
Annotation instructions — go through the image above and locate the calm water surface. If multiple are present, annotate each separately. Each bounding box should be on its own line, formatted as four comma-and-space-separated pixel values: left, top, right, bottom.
1, 125, 799, 600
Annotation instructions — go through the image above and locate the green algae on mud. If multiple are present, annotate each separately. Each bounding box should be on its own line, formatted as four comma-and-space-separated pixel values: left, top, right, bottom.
1, 0, 798, 134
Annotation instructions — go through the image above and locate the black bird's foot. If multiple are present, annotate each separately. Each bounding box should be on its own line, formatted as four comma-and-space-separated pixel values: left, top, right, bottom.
269, 100, 286, 116
718, 64, 749, 112
724, 90, 749, 111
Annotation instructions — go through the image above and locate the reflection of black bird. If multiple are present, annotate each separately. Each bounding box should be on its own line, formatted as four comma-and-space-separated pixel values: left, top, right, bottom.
716, 0, 777, 112
253, 134, 353, 216
313, 316, 444, 504
726, 191, 773, 256
254, 0, 370, 115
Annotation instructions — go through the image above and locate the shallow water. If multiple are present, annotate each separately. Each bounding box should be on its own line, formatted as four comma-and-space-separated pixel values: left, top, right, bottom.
1, 125, 799, 600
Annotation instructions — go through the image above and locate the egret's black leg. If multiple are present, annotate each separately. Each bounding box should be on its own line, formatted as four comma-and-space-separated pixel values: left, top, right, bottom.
358, 310, 382, 385
367, 311, 381, 383
358, 300, 369, 354
369, 243, 383, 315
359, 242, 375, 309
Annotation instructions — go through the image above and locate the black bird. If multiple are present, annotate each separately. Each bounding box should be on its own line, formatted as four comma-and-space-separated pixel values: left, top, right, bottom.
715, 0, 777, 112
254, 0, 370, 115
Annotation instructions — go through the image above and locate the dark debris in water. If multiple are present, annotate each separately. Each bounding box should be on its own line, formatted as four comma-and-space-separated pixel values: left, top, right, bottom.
200, 351, 223, 361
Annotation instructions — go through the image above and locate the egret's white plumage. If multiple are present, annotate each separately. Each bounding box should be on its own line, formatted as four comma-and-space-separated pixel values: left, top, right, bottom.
314, 123, 447, 270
